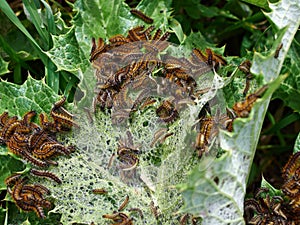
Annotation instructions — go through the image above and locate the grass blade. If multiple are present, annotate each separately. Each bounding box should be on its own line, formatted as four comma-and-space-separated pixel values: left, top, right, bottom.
0, 0, 47, 63
22, 0, 50, 48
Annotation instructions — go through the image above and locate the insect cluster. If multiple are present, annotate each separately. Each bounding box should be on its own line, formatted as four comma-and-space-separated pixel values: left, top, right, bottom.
1, 97, 77, 218
97, 194, 143, 225
90, 24, 229, 159
194, 84, 267, 158
88, 9, 271, 225
281, 152, 300, 220
5, 174, 52, 219
90, 9, 269, 168
244, 152, 300, 224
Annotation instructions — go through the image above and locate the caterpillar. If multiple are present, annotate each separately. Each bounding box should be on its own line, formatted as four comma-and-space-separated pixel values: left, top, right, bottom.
130, 9, 154, 24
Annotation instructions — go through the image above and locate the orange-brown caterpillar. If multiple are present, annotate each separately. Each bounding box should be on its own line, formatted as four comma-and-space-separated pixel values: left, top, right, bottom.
128, 207, 144, 219
195, 116, 214, 158
118, 195, 129, 211
150, 200, 159, 219
275, 43, 283, 58
130, 9, 154, 24
282, 152, 300, 180
7, 140, 48, 167
192, 48, 226, 70
90, 37, 106, 62
30, 169, 62, 184
92, 188, 108, 194
238, 60, 253, 96
156, 100, 179, 124
232, 85, 267, 118
6, 175, 51, 219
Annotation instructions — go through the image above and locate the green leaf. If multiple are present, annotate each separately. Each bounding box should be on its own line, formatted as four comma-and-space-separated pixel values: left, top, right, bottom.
53, 11, 71, 34
178, 74, 286, 224
40, 0, 56, 36
169, 18, 186, 44
0, 12, 37, 60
45, 28, 89, 73
294, 132, 300, 153
240, 0, 269, 10
70, 0, 137, 64
136, 0, 172, 27
182, 31, 214, 50
261, 176, 282, 197
0, 156, 25, 190
0, 57, 9, 75
263, 112, 300, 135
273, 40, 300, 112
6, 201, 61, 225
0, 76, 65, 223
0, 76, 59, 116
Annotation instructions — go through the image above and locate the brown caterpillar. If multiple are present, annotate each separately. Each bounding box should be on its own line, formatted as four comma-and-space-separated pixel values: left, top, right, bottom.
130, 9, 154, 24
30, 169, 62, 184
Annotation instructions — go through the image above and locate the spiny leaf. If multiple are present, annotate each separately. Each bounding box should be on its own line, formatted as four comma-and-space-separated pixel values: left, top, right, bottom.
45, 28, 88, 73
0, 75, 60, 178
0, 76, 59, 116
179, 74, 286, 224
178, 0, 300, 223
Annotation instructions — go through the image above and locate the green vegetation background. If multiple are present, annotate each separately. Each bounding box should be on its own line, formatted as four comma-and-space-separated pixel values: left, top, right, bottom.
0, 0, 299, 224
